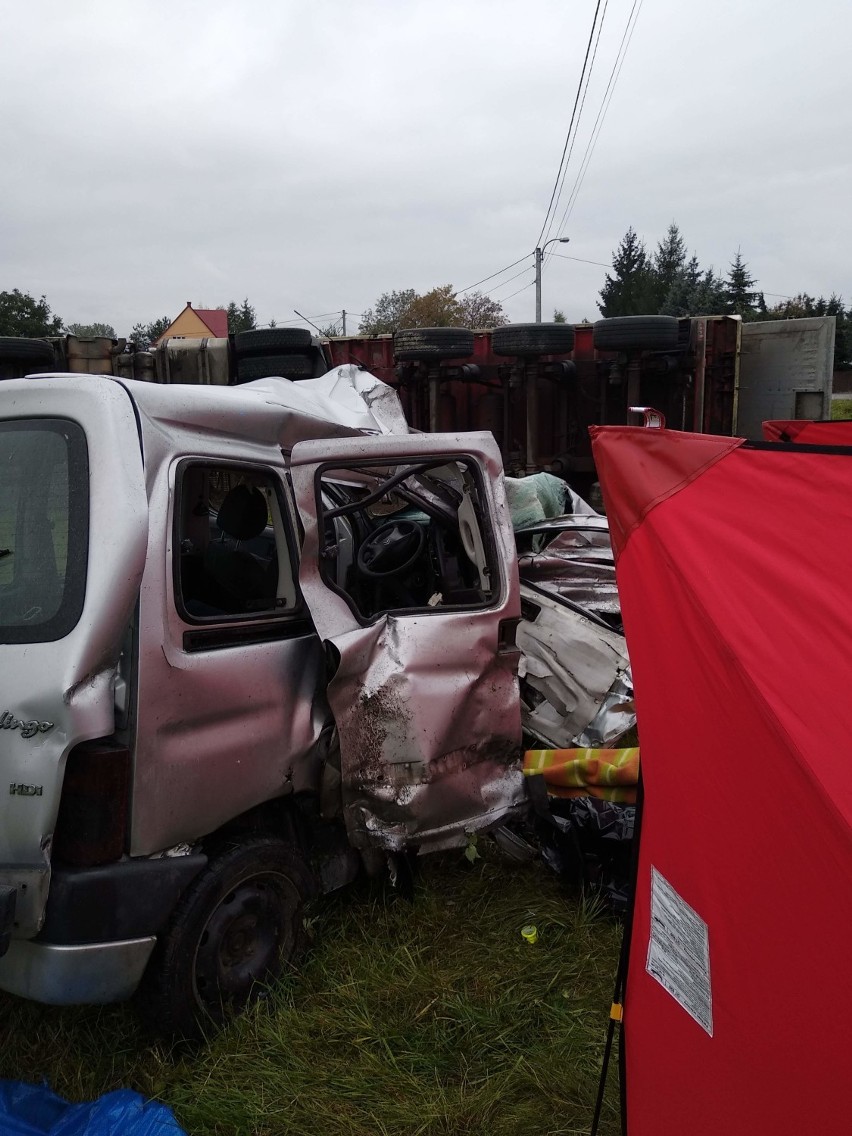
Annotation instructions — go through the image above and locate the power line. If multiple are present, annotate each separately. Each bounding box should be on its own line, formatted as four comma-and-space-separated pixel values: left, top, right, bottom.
484, 263, 539, 296
497, 277, 537, 303
549, 0, 644, 252
541, 0, 610, 249
535, 0, 605, 249
456, 254, 532, 295
274, 310, 351, 326
550, 252, 614, 268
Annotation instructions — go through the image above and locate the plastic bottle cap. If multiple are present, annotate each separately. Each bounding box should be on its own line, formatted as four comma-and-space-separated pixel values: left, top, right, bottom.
521, 924, 538, 944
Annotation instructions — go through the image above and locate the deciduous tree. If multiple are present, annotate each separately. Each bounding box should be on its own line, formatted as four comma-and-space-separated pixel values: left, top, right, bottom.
359, 289, 418, 335
65, 321, 116, 338
0, 289, 63, 337
359, 286, 505, 334
458, 291, 507, 329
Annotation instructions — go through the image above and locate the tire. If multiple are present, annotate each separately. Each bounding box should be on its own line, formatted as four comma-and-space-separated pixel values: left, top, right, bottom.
592, 316, 680, 352
140, 837, 314, 1039
394, 327, 474, 361
491, 323, 575, 357
234, 328, 313, 356
0, 337, 56, 365
236, 354, 316, 383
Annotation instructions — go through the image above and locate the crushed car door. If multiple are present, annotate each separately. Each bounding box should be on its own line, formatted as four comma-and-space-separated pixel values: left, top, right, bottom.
289, 431, 526, 853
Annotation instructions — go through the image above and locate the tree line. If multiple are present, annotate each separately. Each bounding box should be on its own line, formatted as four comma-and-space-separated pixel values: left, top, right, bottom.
1, 237, 848, 369
0, 291, 262, 346
599, 223, 849, 368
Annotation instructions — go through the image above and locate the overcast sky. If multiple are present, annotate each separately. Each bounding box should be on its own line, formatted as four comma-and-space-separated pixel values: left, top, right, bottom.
1, 0, 850, 335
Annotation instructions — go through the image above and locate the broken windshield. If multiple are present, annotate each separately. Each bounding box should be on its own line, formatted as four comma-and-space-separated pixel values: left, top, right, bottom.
0, 419, 88, 643
315, 458, 496, 621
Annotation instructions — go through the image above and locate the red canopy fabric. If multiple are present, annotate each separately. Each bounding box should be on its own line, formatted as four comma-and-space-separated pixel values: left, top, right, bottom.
763, 418, 852, 444
590, 424, 852, 1136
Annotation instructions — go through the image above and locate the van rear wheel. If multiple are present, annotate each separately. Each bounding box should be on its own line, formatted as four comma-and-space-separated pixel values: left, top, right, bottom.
140, 837, 314, 1039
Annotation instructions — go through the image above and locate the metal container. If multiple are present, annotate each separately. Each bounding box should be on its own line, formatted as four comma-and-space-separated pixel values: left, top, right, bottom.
154, 337, 231, 385
65, 336, 126, 375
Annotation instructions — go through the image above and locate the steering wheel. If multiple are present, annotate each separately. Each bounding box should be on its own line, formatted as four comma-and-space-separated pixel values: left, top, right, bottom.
356, 519, 427, 579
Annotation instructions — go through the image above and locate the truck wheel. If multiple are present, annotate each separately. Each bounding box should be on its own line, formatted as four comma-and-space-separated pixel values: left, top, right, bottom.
0, 337, 56, 364
491, 323, 575, 357
592, 316, 680, 352
394, 327, 474, 360
140, 837, 314, 1039
236, 354, 316, 382
234, 328, 313, 356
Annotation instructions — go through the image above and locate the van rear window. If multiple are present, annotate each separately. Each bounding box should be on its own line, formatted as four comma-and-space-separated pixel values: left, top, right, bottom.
0, 419, 88, 643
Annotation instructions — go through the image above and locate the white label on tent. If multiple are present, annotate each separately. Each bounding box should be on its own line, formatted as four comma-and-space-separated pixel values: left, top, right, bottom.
645, 867, 713, 1036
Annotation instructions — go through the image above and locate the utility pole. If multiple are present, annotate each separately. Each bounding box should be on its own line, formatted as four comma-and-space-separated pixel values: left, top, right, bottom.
534, 237, 571, 322
535, 248, 543, 324
341, 309, 347, 336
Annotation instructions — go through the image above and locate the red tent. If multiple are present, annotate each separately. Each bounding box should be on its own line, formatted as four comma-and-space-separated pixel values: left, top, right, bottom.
763, 417, 852, 444
589, 423, 852, 1136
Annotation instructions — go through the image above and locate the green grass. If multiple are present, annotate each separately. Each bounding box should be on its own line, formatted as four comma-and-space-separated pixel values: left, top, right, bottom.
0, 851, 623, 1136
831, 397, 852, 419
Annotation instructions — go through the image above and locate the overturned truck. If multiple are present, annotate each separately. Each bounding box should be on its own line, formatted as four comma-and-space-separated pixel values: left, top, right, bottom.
0, 365, 631, 1036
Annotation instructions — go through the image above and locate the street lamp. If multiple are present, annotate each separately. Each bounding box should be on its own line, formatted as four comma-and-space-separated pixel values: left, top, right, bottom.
535, 237, 570, 323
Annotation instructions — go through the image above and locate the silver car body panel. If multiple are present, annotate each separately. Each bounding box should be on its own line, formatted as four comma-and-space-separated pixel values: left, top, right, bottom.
0, 365, 627, 979
0, 368, 409, 915
125, 368, 409, 854
0, 378, 149, 936
290, 432, 526, 853
0, 936, 155, 1003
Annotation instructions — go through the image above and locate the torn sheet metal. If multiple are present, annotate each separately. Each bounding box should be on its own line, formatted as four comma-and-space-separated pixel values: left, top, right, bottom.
290, 431, 526, 854
516, 516, 622, 621
517, 583, 634, 749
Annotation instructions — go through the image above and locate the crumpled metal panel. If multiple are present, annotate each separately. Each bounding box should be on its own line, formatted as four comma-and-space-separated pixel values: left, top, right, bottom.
128, 365, 409, 453
517, 584, 634, 749
290, 432, 526, 853
516, 515, 621, 619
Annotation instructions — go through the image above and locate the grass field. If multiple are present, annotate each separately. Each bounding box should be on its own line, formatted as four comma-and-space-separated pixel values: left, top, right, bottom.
832, 397, 852, 419
0, 850, 622, 1136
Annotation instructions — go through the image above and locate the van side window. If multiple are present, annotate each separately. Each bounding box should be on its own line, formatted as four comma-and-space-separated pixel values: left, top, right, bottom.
175, 465, 298, 621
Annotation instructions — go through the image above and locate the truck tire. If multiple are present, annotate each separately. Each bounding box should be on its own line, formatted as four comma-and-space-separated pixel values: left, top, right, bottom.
234, 328, 313, 356
236, 354, 316, 382
592, 316, 680, 352
491, 323, 575, 357
394, 327, 475, 361
0, 337, 56, 364
140, 837, 314, 1039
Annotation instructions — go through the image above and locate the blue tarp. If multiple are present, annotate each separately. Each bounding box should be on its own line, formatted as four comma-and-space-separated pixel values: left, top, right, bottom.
0, 1082, 184, 1135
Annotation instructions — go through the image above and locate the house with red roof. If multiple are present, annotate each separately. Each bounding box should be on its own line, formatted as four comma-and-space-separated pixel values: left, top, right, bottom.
154, 302, 229, 344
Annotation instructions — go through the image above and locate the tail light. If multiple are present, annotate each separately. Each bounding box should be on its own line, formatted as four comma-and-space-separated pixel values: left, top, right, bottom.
52, 742, 130, 867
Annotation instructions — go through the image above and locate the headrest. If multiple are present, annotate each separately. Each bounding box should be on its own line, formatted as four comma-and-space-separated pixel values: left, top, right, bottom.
216, 485, 268, 541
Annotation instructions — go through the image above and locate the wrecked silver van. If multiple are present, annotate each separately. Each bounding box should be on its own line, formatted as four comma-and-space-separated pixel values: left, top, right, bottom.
0, 365, 630, 1035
